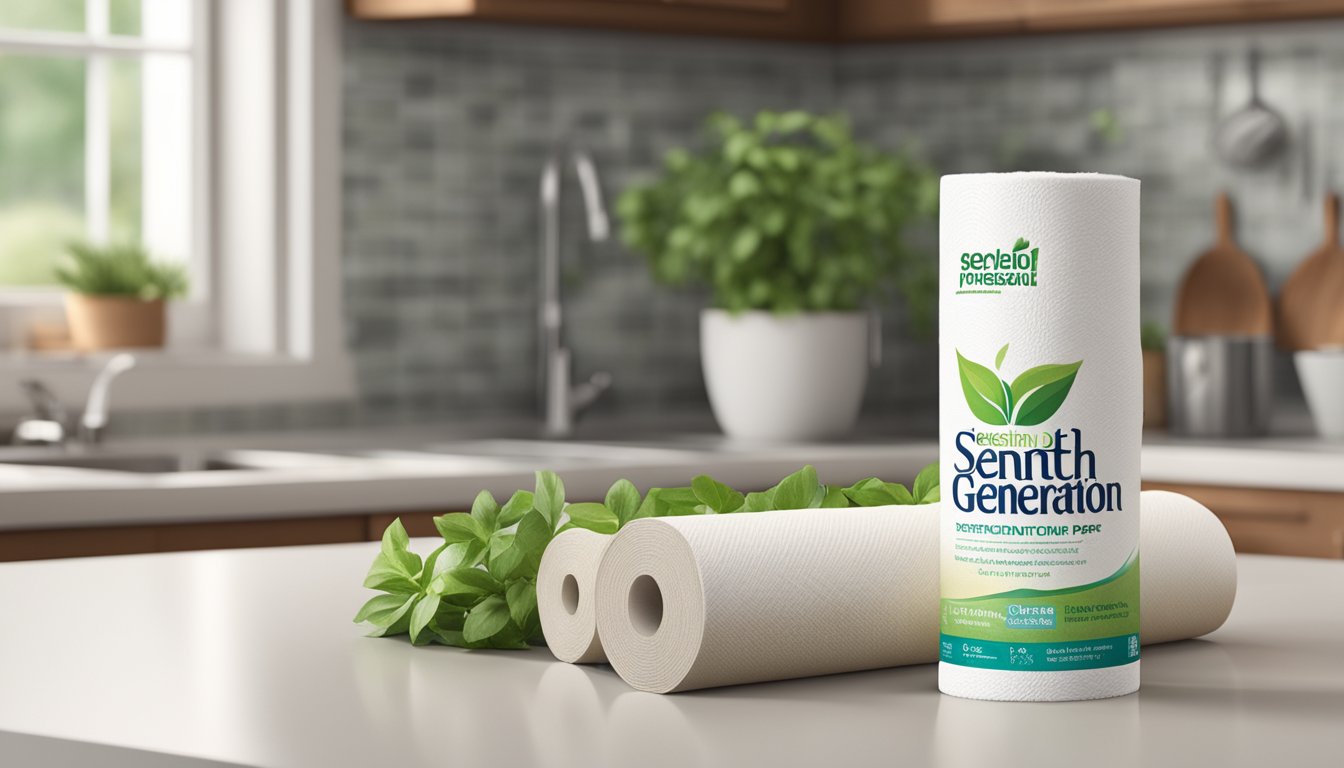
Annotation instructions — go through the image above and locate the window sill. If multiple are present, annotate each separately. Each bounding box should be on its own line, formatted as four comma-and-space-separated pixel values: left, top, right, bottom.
0, 347, 356, 412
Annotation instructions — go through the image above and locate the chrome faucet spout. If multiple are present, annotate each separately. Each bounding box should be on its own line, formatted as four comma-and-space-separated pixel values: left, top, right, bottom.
539, 148, 612, 438
80, 353, 137, 444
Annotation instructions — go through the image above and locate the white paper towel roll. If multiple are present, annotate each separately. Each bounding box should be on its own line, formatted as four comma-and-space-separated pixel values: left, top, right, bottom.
939, 171, 1142, 701
593, 492, 1234, 693
538, 528, 612, 664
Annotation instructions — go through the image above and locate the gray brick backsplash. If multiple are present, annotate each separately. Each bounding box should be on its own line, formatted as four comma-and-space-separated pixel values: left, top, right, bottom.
91, 18, 1344, 437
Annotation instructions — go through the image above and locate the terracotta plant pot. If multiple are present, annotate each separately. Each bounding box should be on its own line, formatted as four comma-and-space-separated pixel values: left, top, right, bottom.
64, 294, 166, 351
1142, 348, 1167, 429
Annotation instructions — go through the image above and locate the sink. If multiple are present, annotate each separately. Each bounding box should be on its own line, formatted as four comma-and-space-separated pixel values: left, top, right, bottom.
0, 449, 369, 474
0, 453, 246, 473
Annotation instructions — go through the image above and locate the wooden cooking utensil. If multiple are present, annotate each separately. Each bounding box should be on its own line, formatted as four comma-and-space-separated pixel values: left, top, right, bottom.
1173, 193, 1273, 337
1277, 193, 1344, 350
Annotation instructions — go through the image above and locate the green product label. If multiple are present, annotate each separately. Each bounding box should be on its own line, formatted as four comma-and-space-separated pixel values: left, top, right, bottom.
942, 331, 1140, 673
940, 633, 1139, 671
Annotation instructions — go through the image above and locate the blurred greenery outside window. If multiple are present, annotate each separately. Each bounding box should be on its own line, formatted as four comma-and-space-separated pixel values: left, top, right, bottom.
0, 0, 195, 291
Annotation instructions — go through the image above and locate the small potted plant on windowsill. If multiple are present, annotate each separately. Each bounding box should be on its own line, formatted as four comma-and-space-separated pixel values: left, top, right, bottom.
56, 241, 188, 351
617, 111, 937, 441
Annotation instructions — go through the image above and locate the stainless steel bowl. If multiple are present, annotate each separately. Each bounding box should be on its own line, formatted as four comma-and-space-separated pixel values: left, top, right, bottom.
1167, 335, 1273, 437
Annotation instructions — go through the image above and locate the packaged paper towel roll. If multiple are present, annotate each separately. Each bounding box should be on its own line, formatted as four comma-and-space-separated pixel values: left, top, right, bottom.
538, 528, 611, 664
939, 172, 1142, 701
593, 492, 1234, 694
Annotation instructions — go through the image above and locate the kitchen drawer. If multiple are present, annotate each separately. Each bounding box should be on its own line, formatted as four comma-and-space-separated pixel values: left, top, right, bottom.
1143, 481, 1344, 559
0, 515, 369, 562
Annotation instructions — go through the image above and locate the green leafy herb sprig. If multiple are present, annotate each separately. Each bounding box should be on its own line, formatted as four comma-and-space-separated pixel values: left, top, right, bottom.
56, 240, 189, 301
354, 463, 940, 650
616, 110, 938, 323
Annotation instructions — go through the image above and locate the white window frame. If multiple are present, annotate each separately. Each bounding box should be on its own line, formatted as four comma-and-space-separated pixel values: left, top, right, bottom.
0, 0, 354, 413
0, 0, 210, 335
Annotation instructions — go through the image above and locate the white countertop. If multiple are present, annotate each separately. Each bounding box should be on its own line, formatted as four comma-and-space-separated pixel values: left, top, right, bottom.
0, 425, 1341, 532
0, 542, 1340, 768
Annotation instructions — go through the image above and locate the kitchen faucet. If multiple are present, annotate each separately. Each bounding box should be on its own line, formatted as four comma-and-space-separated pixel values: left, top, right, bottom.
12, 353, 137, 447
539, 149, 612, 438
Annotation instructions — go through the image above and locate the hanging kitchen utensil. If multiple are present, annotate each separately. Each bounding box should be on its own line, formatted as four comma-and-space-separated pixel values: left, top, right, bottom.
1173, 193, 1273, 337
1216, 48, 1288, 169
1277, 192, 1344, 350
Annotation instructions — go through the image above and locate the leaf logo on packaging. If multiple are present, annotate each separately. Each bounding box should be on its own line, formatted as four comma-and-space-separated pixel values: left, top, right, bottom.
956, 344, 1081, 426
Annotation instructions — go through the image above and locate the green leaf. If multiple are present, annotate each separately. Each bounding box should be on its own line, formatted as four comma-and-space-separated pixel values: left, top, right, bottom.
691, 475, 745, 515
379, 518, 421, 578
632, 489, 662, 521
1011, 361, 1082, 426
957, 349, 1010, 426
771, 466, 819, 510
497, 490, 534, 528
409, 593, 440, 644
534, 471, 565, 531
604, 479, 641, 526
913, 462, 940, 504
363, 552, 421, 594
995, 343, 1009, 370
841, 477, 891, 506
741, 489, 775, 513
434, 513, 485, 545
651, 487, 700, 517
841, 477, 916, 506
513, 508, 553, 560
1013, 237, 1030, 252
430, 566, 502, 598
483, 535, 524, 583
462, 595, 512, 644
820, 485, 851, 508
353, 593, 414, 626
418, 543, 449, 590
886, 483, 916, 505
506, 580, 538, 629
731, 227, 761, 262
364, 594, 418, 638
564, 503, 619, 534
728, 170, 761, 199
469, 490, 500, 532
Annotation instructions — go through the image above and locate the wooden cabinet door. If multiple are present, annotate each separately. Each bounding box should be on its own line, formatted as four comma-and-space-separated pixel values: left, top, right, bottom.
349, 0, 833, 40
597, 0, 788, 11
841, 0, 1026, 39
1143, 482, 1344, 560
1024, 0, 1244, 30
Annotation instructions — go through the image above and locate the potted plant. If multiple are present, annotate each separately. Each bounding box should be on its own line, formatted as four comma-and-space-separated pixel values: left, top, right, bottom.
56, 241, 188, 351
617, 111, 936, 440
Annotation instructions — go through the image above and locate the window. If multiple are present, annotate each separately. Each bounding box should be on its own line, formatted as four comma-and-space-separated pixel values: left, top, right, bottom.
0, 0, 354, 412
0, 0, 201, 295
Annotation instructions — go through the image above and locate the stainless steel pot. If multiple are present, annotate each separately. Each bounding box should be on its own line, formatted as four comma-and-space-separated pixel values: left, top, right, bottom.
1167, 335, 1273, 437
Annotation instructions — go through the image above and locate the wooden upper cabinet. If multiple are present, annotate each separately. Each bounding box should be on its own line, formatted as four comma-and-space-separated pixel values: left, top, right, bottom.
348, 0, 835, 40
844, 0, 1344, 38
840, 0, 1026, 40
350, 0, 1344, 39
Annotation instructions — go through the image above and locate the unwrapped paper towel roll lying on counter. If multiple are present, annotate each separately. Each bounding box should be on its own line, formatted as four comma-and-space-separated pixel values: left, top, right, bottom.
537, 529, 612, 664
537, 490, 1234, 693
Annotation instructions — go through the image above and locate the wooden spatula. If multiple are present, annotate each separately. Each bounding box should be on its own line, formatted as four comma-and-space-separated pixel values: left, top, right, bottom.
1173, 193, 1273, 337
1277, 193, 1344, 350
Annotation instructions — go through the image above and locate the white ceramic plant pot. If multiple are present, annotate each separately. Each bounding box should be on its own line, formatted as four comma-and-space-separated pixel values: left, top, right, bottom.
700, 309, 870, 441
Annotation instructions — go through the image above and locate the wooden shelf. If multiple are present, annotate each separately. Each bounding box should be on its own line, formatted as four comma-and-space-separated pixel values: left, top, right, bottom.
349, 0, 836, 41
351, 0, 1344, 41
